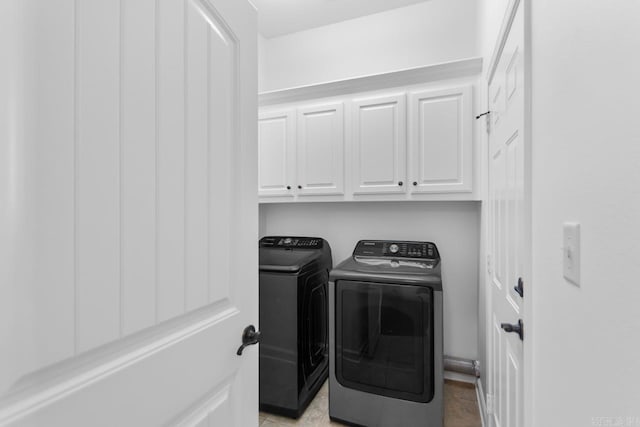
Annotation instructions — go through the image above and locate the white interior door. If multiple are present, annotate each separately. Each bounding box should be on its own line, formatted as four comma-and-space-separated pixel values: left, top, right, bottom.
487, 2, 526, 427
0, 0, 258, 425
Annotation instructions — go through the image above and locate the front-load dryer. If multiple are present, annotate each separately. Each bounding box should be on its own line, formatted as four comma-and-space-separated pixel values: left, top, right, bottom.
329, 240, 443, 427
259, 236, 332, 418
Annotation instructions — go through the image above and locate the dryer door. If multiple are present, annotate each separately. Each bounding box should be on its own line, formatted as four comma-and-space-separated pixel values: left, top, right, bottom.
336, 281, 434, 403
301, 270, 329, 389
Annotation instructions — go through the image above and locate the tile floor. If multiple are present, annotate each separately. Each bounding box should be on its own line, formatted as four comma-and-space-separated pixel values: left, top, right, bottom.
259, 380, 481, 427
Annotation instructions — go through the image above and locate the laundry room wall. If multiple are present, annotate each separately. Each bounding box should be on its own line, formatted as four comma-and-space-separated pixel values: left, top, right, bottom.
529, 1, 640, 425
257, 0, 484, 364
258, 0, 480, 92
257, 33, 267, 92
259, 202, 480, 361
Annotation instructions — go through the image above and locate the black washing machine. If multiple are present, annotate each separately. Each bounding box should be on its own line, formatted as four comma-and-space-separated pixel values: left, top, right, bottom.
329, 240, 444, 427
259, 236, 332, 418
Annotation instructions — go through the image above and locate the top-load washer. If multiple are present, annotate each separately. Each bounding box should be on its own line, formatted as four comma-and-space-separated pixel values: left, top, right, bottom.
259, 236, 332, 418
329, 240, 443, 427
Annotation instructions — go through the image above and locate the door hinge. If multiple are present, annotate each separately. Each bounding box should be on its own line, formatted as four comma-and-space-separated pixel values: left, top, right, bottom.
487, 254, 492, 275
486, 393, 494, 415
514, 277, 524, 298
476, 110, 491, 134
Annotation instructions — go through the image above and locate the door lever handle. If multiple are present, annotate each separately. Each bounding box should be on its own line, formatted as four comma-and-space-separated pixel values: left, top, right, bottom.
501, 319, 524, 341
236, 325, 261, 356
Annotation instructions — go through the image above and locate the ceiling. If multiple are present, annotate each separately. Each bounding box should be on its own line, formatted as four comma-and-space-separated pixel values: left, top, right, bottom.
254, 0, 431, 39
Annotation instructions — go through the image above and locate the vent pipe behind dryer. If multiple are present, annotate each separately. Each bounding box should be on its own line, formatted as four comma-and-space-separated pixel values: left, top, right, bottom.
444, 355, 480, 378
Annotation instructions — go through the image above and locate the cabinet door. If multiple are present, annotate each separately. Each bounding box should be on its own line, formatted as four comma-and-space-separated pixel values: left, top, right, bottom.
352, 94, 407, 194
258, 110, 295, 197
297, 102, 344, 195
408, 86, 472, 193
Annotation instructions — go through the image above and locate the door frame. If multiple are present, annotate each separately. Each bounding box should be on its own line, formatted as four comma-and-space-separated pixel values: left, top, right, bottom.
483, 0, 533, 426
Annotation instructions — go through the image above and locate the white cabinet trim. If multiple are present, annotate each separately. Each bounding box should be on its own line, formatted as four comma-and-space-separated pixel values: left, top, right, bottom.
259, 57, 482, 107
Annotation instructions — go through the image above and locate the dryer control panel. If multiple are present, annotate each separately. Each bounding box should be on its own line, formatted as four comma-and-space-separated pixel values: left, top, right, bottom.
353, 240, 439, 259
259, 236, 324, 249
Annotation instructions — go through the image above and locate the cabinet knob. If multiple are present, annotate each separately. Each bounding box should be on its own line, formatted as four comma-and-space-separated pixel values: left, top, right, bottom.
286, 185, 291, 190
297, 185, 302, 189
398, 181, 403, 186
413, 181, 418, 186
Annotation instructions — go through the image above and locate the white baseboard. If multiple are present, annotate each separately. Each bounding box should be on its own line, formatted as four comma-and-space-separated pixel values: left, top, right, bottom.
475, 378, 488, 427
444, 370, 476, 384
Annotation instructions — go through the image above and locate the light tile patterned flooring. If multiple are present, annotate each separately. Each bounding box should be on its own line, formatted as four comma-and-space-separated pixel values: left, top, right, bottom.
259, 380, 482, 427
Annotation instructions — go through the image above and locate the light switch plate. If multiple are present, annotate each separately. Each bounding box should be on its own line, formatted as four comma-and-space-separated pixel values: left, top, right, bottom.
563, 222, 580, 286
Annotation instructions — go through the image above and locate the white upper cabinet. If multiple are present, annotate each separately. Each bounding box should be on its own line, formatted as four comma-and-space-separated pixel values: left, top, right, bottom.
257, 59, 482, 202
258, 110, 295, 197
352, 94, 407, 194
409, 86, 473, 193
297, 103, 344, 195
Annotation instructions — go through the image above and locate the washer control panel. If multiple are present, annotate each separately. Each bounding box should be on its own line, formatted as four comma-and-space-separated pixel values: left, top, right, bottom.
353, 240, 439, 259
259, 236, 323, 249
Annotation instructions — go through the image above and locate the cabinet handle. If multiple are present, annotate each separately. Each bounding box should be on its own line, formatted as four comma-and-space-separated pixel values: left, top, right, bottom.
297, 185, 302, 189
398, 181, 403, 186
286, 185, 291, 190
413, 181, 418, 186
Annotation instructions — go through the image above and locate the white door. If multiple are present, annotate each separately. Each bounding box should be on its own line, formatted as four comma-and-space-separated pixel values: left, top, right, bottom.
408, 86, 473, 194
487, 2, 526, 427
258, 110, 295, 198
296, 103, 344, 196
0, 0, 258, 425
352, 94, 407, 194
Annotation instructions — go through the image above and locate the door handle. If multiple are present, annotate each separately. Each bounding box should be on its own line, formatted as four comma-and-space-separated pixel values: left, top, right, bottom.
236, 325, 261, 356
501, 319, 523, 341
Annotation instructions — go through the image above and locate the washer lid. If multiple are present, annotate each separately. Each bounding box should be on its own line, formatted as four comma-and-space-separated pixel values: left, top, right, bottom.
259, 249, 320, 273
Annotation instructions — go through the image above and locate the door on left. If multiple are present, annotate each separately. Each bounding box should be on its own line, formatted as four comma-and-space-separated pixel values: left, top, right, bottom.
0, 0, 258, 425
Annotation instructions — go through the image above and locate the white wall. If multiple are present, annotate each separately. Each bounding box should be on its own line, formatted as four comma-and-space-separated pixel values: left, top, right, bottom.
478, 0, 510, 69
257, 33, 266, 92
258, 0, 484, 363
530, 1, 640, 425
259, 0, 479, 92
260, 202, 480, 360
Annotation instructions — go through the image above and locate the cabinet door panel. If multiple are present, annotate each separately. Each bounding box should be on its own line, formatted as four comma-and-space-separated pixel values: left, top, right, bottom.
258, 110, 295, 197
297, 103, 344, 195
352, 94, 406, 194
409, 86, 472, 193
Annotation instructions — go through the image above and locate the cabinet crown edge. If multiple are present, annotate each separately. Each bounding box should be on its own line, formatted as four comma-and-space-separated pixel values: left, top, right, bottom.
258, 57, 482, 107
